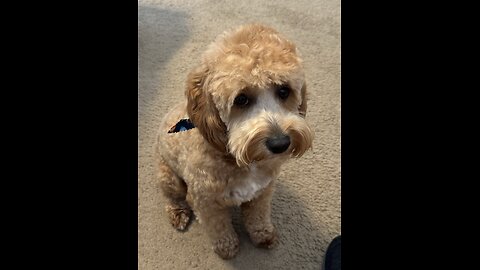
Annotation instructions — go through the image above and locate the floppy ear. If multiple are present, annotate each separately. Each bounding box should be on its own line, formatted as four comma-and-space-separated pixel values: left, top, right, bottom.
298, 82, 308, 118
185, 65, 228, 153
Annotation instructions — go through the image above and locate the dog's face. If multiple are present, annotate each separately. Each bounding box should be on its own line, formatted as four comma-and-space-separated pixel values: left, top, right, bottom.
186, 24, 313, 166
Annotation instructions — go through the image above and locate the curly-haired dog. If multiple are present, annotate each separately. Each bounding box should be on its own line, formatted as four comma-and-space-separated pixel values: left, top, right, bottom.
154, 24, 314, 259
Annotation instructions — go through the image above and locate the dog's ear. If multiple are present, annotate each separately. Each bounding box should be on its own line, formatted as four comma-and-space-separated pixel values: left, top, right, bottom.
298, 82, 308, 118
186, 65, 228, 153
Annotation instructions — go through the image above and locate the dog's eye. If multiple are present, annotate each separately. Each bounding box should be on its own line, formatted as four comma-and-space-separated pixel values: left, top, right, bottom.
234, 94, 249, 107
277, 85, 290, 100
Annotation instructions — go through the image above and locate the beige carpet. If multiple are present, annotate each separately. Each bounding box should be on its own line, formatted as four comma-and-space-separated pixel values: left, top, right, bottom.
138, 0, 340, 269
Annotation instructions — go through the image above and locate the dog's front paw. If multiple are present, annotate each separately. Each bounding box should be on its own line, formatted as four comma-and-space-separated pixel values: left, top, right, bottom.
213, 233, 240, 259
249, 225, 279, 249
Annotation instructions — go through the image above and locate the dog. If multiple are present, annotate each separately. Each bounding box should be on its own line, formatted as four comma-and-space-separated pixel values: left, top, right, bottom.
154, 23, 314, 259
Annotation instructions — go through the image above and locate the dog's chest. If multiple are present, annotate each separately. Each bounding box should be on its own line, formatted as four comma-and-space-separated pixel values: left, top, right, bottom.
224, 165, 272, 205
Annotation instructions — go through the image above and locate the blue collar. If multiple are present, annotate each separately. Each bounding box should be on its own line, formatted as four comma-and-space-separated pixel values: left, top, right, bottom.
168, 119, 196, 133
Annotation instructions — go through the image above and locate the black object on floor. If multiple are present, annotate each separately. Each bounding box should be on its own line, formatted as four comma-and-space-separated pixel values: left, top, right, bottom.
324, 235, 341, 270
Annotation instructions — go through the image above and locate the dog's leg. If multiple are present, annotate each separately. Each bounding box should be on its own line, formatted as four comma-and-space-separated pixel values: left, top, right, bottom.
157, 159, 192, 231
241, 181, 278, 249
188, 194, 239, 259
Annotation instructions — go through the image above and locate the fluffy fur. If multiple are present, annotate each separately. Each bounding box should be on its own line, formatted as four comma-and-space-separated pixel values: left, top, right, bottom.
154, 24, 313, 259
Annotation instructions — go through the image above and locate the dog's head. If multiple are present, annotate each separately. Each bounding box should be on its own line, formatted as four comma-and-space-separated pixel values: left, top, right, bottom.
186, 24, 313, 166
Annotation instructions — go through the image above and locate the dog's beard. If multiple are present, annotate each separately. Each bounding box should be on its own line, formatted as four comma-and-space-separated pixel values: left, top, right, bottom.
227, 112, 313, 167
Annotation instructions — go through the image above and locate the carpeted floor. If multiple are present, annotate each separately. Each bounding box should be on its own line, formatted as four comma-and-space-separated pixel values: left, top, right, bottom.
138, 0, 340, 269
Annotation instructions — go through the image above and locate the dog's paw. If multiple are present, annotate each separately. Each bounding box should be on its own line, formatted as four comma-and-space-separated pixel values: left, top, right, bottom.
165, 204, 192, 231
249, 225, 279, 249
213, 233, 240, 259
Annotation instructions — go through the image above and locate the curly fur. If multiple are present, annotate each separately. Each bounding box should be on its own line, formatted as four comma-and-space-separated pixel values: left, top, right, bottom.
154, 24, 314, 259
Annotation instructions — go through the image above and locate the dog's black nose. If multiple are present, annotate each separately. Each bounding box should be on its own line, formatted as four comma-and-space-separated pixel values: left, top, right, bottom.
266, 134, 291, 154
